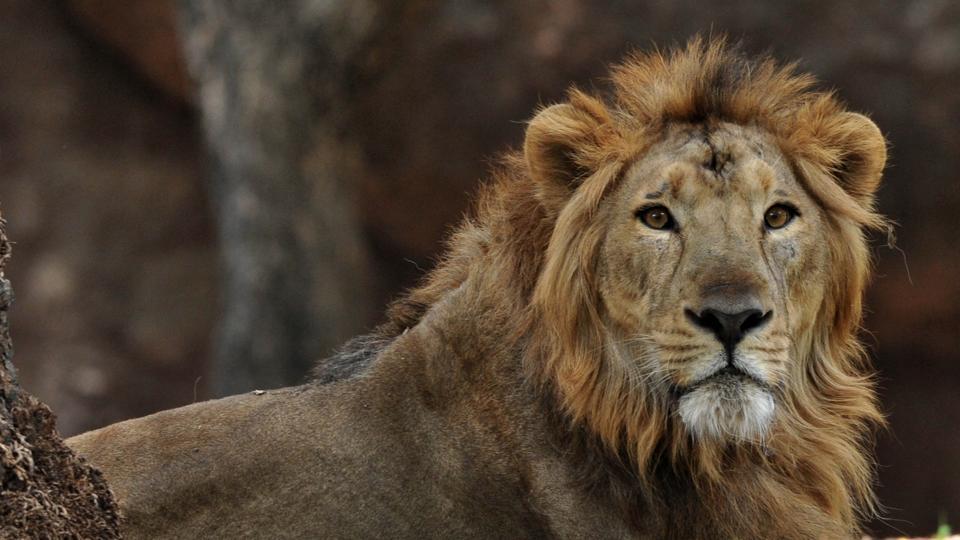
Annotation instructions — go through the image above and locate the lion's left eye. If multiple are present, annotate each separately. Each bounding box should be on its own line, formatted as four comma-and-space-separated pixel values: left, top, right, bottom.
764, 204, 797, 230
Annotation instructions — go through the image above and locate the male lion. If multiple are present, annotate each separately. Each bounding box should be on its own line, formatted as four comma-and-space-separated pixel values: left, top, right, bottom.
69, 38, 887, 539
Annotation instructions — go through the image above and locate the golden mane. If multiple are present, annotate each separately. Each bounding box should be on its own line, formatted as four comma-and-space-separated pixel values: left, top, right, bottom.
378, 38, 886, 535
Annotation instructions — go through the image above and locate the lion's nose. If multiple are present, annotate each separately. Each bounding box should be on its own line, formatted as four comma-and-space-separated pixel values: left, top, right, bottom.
685, 307, 771, 351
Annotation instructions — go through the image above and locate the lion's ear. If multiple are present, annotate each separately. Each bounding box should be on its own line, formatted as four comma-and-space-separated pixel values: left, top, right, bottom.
829, 112, 887, 206
524, 98, 609, 211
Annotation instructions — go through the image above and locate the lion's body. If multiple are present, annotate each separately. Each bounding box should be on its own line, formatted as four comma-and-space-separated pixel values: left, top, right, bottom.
67, 361, 606, 538
69, 39, 887, 539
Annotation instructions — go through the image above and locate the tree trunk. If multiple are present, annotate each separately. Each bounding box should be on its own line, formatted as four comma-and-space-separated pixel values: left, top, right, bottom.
177, 0, 381, 396
0, 212, 121, 537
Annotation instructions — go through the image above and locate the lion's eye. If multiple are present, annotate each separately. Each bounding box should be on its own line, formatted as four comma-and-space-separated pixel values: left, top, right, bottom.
637, 206, 675, 230
764, 204, 796, 230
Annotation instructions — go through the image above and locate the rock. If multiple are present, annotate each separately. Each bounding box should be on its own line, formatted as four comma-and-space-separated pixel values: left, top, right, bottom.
0, 212, 121, 537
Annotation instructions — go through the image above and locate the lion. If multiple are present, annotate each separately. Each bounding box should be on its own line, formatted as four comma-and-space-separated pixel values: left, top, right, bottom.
68, 38, 887, 539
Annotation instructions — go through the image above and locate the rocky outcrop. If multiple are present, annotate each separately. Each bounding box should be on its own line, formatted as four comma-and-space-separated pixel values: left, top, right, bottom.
0, 213, 121, 538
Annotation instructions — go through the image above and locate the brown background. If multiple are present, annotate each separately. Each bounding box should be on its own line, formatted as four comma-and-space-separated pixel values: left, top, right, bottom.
0, 1, 956, 536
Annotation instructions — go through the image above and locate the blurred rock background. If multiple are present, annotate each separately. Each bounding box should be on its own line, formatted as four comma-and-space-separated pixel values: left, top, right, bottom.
0, 0, 956, 536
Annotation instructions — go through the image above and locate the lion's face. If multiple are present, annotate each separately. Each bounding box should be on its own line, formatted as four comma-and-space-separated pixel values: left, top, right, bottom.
597, 122, 829, 442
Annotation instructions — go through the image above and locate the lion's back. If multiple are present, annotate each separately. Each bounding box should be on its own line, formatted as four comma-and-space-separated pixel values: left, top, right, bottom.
68, 372, 550, 539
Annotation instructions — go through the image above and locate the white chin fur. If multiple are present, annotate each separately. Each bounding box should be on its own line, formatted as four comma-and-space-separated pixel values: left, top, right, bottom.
678, 379, 775, 442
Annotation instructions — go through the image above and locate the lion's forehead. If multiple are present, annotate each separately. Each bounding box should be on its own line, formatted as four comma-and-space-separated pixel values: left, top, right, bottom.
624, 122, 800, 208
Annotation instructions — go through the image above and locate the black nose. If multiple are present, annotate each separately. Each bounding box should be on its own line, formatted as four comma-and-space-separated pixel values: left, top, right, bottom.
685, 308, 771, 350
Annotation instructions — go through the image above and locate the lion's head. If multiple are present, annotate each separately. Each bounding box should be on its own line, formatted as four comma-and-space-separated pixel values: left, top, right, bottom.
519, 38, 886, 528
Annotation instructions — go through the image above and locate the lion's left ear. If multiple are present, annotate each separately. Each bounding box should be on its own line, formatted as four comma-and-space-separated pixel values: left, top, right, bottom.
524, 94, 611, 212
827, 112, 887, 206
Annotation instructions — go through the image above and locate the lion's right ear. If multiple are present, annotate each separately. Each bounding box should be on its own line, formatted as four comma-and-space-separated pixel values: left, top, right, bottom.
524, 96, 611, 212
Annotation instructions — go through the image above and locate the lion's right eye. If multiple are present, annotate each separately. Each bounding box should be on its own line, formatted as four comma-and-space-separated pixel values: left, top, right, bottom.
636, 206, 675, 230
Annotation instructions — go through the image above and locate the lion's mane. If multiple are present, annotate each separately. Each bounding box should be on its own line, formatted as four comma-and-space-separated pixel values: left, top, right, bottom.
322, 38, 886, 537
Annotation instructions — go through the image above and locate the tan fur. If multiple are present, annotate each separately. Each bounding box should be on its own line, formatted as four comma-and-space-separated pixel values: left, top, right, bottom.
69, 38, 886, 539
